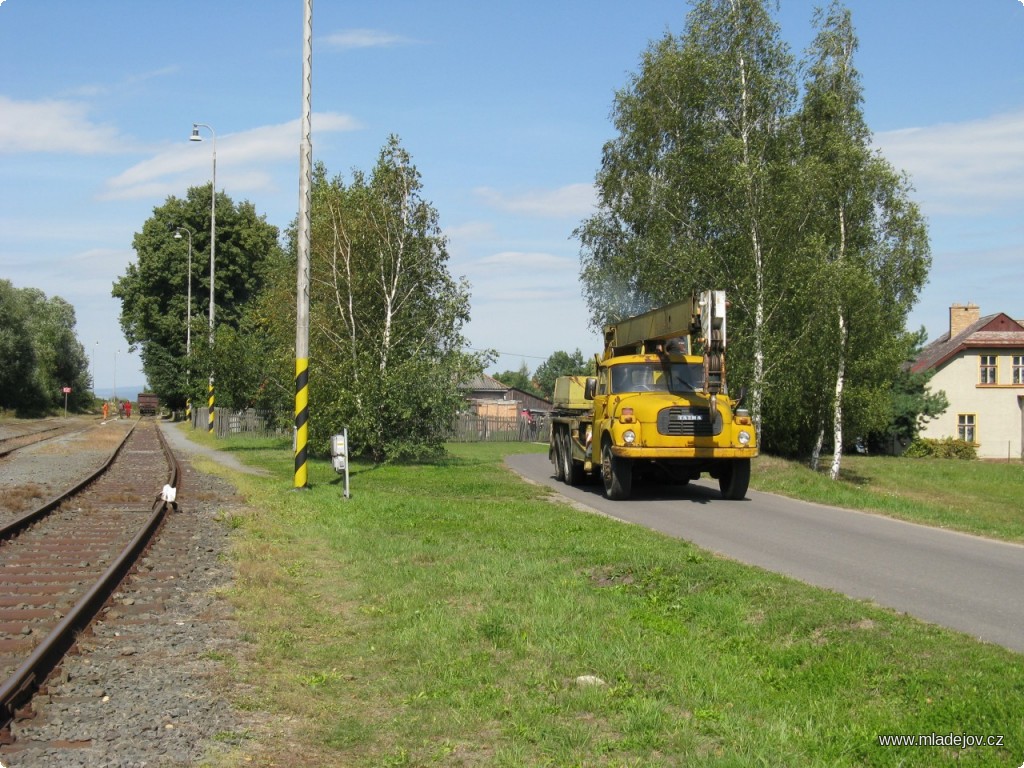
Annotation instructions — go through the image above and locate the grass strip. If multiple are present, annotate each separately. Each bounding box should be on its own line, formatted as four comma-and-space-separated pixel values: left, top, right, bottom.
752, 454, 1024, 542
187, 434, 1023, 767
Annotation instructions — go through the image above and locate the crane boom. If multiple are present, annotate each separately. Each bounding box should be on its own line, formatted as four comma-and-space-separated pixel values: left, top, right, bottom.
602, 297, 701, 358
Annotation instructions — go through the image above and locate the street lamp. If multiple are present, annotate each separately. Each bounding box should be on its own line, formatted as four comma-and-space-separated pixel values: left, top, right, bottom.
91, 340, 99, 396
175, 226, 195, 425
190, 122, 216, 433
173, 227, 194, 358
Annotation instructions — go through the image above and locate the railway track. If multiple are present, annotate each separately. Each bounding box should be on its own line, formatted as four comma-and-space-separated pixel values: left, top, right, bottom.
0, 418, 179, 743
0, 419, 88, 459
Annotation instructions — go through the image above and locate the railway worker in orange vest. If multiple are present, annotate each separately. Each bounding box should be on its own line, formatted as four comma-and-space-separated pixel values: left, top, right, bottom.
125, 400, 132, 419
103, 401, 109, 420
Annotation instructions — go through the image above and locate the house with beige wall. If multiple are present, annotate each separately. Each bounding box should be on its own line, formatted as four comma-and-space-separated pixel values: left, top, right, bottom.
911, 303, 1024, 459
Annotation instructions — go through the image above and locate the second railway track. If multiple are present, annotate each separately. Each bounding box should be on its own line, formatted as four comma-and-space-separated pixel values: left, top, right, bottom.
0, 418, 178, 741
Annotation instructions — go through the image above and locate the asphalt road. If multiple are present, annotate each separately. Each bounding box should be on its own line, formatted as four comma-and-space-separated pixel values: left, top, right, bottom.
505, 452, 1024, 654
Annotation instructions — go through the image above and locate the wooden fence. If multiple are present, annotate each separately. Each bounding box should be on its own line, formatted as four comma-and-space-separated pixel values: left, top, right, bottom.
189, 407, 291, 439
187, 407, 551, 444
449, 411, 550, 443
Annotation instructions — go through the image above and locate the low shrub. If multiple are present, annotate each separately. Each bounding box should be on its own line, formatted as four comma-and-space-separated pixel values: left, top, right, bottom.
904, 437, 977, 460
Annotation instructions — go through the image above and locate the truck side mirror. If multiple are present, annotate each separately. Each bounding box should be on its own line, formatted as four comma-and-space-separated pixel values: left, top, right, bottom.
733, 385, 747, 411
584, 377, 597, 400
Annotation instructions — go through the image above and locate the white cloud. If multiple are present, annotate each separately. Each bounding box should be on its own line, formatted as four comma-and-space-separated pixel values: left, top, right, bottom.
443, 220, 495, 243
3, 247, 134, 301
0, 95, 138, 154
64, 66, 181, 99
475, 183, 596, 218
873, 109, 1024, 215
483, 286, 581, 303
322, 29, 414, 49
475, 251, 576, 271
100, 113, 359, 201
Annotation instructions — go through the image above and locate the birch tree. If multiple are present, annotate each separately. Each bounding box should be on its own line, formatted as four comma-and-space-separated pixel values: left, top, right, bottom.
307, 137, 480, 461
799, 2, 930, 478
577, 0, 800, 443
579, 0, 930, 460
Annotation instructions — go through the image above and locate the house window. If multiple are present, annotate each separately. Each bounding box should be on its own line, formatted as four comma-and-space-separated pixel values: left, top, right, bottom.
1014, 356, 1024, 385
979, 355, 997, 385
957, 414, 976, 443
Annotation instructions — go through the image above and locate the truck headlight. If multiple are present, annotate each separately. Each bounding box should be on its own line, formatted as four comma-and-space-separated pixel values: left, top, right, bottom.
623, 430, 636, 445
738, 430, 751, 446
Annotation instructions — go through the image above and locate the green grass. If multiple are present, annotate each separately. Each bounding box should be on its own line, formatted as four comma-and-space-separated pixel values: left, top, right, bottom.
752, 453, 1024, 542
178, 429, 1024, 767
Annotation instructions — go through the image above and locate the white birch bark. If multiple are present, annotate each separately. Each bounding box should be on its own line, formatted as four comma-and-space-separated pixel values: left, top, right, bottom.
829, 207, 848, 481
829, 313, 846, 480
733, 0, 767, 437
811, 421, 824, 471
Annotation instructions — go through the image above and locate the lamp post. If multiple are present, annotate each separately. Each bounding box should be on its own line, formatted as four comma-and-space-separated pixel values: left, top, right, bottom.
173, 227, 194, 358
91, 340, 99, 396
190, 122, 216, 433
174, 227, 194, 424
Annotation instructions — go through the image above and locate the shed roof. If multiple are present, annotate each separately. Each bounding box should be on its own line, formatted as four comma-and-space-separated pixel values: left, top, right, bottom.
461, 372, 509, 392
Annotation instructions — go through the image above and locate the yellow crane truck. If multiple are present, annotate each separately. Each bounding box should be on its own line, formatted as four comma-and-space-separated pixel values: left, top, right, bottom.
548, 291, 757, 500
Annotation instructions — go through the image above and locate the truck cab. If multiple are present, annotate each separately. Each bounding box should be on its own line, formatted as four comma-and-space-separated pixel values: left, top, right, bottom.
591, 351, 756, 499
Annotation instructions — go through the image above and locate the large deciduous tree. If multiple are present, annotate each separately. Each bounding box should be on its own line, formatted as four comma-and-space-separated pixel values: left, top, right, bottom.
577, 0, 931, 466
112, 185, 283, 409
533, 349, 591, 400
0, 280, 91, 414
22, 290, 92, 411
0, 280, 40, 410
305, 136, 482, 461
493, 363, 544, 399
577, 0, 801, 442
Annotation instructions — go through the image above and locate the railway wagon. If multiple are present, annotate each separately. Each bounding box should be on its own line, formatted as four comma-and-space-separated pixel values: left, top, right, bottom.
137, 392, 159, 416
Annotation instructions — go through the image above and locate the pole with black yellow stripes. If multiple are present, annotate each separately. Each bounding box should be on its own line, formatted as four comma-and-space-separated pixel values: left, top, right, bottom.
294, 0, 313, 489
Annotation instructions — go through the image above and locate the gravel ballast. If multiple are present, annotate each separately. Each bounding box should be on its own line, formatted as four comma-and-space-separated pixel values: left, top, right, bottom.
0, 418, 263, 767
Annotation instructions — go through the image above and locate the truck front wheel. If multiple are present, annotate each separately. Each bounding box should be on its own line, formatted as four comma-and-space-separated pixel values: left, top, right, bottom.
601, 441, 632, 500
719, 458, 751, 500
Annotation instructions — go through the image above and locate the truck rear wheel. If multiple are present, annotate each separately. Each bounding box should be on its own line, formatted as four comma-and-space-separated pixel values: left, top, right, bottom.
562, 431, 581, 486
552, 429, 565, 481
719, 458, 751, 500
601, 441, 632, 500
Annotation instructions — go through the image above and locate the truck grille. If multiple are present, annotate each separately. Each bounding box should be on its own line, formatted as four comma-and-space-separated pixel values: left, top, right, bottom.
657, 406, 718, 437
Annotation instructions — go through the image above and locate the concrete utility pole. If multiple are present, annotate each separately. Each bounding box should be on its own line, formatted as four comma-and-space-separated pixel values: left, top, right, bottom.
294, 0, 313, 489
190, 122, 217, 433
174, 226, 194, 423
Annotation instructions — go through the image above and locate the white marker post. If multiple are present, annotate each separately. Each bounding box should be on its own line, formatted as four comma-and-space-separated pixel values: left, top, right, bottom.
331, 429, 350, 499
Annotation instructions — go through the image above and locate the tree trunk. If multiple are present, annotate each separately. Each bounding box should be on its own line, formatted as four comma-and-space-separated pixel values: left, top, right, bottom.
811, 419, 824, 471
734, 18, 768, 439
829, 311, 847, 481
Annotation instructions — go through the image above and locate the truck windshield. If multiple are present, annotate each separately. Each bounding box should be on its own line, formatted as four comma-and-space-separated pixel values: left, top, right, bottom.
610, 363, 703, 394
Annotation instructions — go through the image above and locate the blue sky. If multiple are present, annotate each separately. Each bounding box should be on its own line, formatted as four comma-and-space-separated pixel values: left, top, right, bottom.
1, 1, 1022, 395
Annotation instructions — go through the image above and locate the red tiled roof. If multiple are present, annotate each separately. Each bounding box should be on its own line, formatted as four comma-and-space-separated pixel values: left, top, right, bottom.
911, 313, 1024, 373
